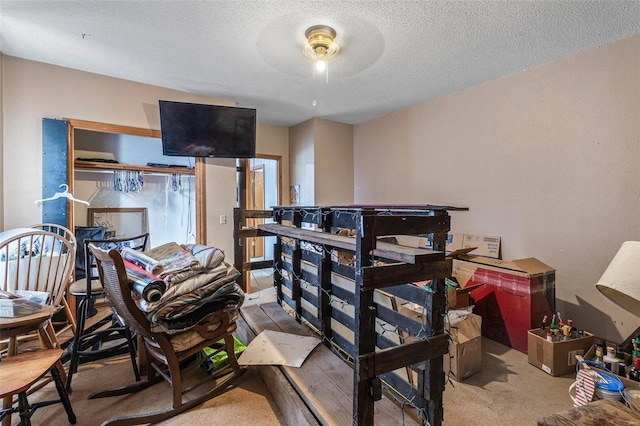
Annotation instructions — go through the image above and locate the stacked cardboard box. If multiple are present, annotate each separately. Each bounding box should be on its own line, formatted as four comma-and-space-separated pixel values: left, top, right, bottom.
445, 311, 482, 381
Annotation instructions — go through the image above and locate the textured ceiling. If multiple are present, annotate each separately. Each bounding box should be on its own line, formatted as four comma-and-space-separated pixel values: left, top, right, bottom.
1, 1, 639, 127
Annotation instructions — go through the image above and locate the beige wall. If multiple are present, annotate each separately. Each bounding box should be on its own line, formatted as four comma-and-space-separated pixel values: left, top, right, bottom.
314, 118, 354, 206
1, 56, 289, 258
256, 122, 290, 204
0, 53, 3, 228
289, 118, 354, 206
354, 35, 640, 342
289, 119, 315, 206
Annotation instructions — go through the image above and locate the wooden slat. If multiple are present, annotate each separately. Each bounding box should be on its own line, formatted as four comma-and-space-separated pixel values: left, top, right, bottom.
74, 160, 194, 175
261, 223, 355, 250
236, 228, 272, 238
242, 260, 273, 270
369, 214, 450, 237
64, 118, 161, 138
260, 223, 444, 264
383, 283, 432, 306
362, 259, 451, 290
358, 334, 449, 380
376, 304, 425, 338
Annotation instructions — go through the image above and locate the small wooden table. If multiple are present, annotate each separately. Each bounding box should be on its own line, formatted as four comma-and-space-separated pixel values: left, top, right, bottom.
0, 305, 59, 355
0, 305, 62, 426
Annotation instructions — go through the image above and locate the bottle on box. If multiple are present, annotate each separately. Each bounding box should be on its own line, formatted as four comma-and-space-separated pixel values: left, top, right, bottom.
630, 357, 640, 382
594, 341, 606, 365
603, 346, 619, 374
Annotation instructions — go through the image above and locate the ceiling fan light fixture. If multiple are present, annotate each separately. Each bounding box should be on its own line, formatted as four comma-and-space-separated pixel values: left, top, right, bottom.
315, 60, 327, 73
303, 25, 339, 60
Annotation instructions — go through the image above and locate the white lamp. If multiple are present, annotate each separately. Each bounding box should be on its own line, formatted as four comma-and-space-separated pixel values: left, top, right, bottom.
596, 241, 640, 316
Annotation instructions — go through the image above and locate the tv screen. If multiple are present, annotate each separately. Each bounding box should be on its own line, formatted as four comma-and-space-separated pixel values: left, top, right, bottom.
159, 100, 256, 158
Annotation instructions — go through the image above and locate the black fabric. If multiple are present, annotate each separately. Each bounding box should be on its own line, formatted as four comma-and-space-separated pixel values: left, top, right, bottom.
74, 226, 106, 279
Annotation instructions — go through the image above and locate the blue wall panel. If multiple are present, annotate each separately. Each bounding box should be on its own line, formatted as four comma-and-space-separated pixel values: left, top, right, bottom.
41, 118, 68, 226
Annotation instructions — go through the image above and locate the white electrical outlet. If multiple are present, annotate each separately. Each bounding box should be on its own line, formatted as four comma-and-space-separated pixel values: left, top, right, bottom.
220, 214, 227, 224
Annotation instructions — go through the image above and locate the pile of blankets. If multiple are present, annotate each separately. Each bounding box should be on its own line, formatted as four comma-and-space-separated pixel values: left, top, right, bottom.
133, 244, 244, 334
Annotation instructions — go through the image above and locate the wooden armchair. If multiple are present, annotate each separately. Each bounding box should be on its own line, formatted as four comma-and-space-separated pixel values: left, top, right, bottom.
87, 245, 246, 425
0, 228, 76, 354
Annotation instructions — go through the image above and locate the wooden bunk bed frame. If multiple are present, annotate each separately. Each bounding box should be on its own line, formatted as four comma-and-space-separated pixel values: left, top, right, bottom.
233, 205, 467, 425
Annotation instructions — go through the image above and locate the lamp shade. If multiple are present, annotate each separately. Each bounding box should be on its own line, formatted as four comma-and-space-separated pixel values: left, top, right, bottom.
596, 241, 640, 316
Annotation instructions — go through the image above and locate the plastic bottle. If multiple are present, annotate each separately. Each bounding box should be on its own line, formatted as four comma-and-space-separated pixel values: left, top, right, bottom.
616, 346, 627, 376
567, 319, 576, 338
603, 346, 619, 374
629, 357, 640, 382
594, 341, 606, 365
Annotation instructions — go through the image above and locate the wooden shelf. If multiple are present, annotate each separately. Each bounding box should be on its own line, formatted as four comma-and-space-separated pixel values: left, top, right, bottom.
74, 160, 194, 175
259, 223, 444, 264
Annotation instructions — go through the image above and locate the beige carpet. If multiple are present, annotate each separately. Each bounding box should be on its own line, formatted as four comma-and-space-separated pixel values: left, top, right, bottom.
12, 286, 580, 426
442, 337, 576, 425
19, 354, 285, 426
12, 335, 581, 426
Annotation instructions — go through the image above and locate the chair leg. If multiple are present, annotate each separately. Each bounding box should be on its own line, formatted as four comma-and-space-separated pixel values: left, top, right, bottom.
223, 333, 242, 374
66, 296, 88, 391
61, 297, 77, 334
17, 392, 31, 426
124, 327, 141, 382
51, 363, 77, 424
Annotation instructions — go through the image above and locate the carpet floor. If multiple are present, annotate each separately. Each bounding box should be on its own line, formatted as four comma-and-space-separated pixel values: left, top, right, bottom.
7, 283, 580, 425
18, 354, 285, 426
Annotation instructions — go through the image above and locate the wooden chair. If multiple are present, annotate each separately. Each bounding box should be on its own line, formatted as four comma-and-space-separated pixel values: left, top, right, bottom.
29, 223, 75, 243
0, 348, 76, 425
0, 228, 76, 353
29, 223, 78, 335
65, 234, 148, 391
88, 245, 246, 425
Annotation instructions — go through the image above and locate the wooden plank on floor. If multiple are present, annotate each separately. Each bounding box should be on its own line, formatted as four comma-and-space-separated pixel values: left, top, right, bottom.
240, 302, 418, 426
236, 316, 318, 426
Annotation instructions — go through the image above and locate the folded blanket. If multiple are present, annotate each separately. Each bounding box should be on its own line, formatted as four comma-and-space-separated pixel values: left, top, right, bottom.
136, 261, 232, 312
163, 244, 225, 285
130, 243, 244, 335
149, 278, 244, 334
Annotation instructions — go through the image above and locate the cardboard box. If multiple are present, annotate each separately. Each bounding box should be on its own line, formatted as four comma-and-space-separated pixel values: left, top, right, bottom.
445, 233, 501, 259
527, 329, 594, 376
445, 311, 482, 381
452, 255, 555, 353
447, 284, 482, 309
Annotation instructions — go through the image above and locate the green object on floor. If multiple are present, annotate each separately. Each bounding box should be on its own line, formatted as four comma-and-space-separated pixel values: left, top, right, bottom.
202, 335, 246, 371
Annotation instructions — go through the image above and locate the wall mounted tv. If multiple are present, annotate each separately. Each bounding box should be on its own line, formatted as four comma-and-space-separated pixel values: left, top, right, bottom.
159, 100, 256, 158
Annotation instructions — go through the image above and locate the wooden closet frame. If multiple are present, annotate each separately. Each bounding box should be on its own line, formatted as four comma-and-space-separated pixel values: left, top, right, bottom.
63, 119, 206, 243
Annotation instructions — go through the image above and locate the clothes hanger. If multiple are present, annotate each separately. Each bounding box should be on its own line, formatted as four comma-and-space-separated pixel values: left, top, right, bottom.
35, 184, 90, 206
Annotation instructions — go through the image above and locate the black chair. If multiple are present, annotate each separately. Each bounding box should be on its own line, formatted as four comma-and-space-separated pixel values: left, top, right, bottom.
72, 226, 107, 318
66, 233, 149, 391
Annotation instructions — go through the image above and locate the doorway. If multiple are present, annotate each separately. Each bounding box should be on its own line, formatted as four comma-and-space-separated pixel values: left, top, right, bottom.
245, 155, 280, 264
249, 164, 265, 259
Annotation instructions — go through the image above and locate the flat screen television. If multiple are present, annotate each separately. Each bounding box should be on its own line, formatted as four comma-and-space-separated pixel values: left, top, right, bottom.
159, 100, 256, 158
